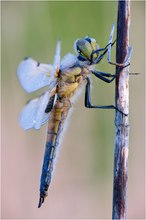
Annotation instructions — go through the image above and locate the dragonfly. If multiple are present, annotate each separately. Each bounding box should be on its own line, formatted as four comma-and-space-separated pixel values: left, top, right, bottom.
17, 24, 131, 208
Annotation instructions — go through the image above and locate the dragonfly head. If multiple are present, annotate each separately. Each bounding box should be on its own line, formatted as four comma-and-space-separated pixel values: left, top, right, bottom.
74, 36, 99, 64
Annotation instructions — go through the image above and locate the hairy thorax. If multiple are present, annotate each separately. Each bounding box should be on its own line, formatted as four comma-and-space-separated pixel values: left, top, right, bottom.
56, 65, 89, 98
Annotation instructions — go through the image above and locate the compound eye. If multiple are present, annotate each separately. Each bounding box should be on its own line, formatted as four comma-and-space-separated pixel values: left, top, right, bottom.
84, 36, 91, 44
85, 36, 98, 51
77, 46, 84, 56
76, 39, 92, 59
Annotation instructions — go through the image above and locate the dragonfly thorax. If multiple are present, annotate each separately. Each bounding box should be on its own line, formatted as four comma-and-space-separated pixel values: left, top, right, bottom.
74, 36, 99, 64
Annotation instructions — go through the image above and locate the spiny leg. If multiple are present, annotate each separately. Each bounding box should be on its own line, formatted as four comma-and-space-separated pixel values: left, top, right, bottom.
91, 25, 131, 83
91, 69, 119, 83
106, 24, 132, 67
107, 42, 132, 68
91, 24, 116, 64
91, 40, 116, 64
85, 77, 127, 116
92, 24, 132, 67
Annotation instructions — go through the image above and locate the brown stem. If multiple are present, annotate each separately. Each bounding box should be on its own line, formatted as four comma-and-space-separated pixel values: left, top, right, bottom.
112, 0, 131, 219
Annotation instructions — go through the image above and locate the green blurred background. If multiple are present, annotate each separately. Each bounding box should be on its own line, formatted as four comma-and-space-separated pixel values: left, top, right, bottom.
2, 1, 145, 219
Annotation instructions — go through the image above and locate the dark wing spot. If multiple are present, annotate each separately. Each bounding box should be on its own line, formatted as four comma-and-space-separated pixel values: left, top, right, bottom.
37, 62, 40, 66
24, 56, 29, 60
45, 95, 56, 113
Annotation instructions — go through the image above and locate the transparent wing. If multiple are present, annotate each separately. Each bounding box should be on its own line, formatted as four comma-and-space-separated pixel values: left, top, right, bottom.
47, 41, 61, 89
19, 41, 61, 130
51, 41, 61, 77
60, 53, 77, 70
20, 90, 51, 130
17, 57, 54, 93
17, 41, 61, 93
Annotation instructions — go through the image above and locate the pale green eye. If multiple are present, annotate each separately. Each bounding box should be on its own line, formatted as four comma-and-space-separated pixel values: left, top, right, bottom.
76, 39, 92, 59
74, 37, 99, 61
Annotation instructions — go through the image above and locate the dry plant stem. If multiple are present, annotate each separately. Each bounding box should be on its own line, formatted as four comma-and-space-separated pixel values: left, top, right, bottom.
112, 0, 131, 219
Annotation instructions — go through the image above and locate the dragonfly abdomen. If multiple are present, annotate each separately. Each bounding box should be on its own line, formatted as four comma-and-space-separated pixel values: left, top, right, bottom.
38, 140, 56, 208
38, 98, 71, 208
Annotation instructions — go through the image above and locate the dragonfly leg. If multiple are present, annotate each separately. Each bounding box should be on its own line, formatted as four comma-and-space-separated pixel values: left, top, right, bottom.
93, 23, 132, 68
107, 45, 132, 68
91, 24, 116, 64
107, 24, 132, 68
91, 40, 116, 64
84, 77, 128, 116
91, 70, 117, 83
106, 24, 132, 68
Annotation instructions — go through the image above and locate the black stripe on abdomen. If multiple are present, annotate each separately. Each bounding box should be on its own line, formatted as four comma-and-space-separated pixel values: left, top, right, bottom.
38, 141, 56, 208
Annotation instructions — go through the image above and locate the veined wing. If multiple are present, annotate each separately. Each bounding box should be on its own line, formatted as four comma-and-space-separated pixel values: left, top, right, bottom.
19, 41, 61, 130
51, 41, 61, 76
17, 41, 61, 93
44, 40, 61, 89
53, 41, 61, 71
17, 58, 54, 93
60, 53, 77, 70
20, 90, 53, 130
